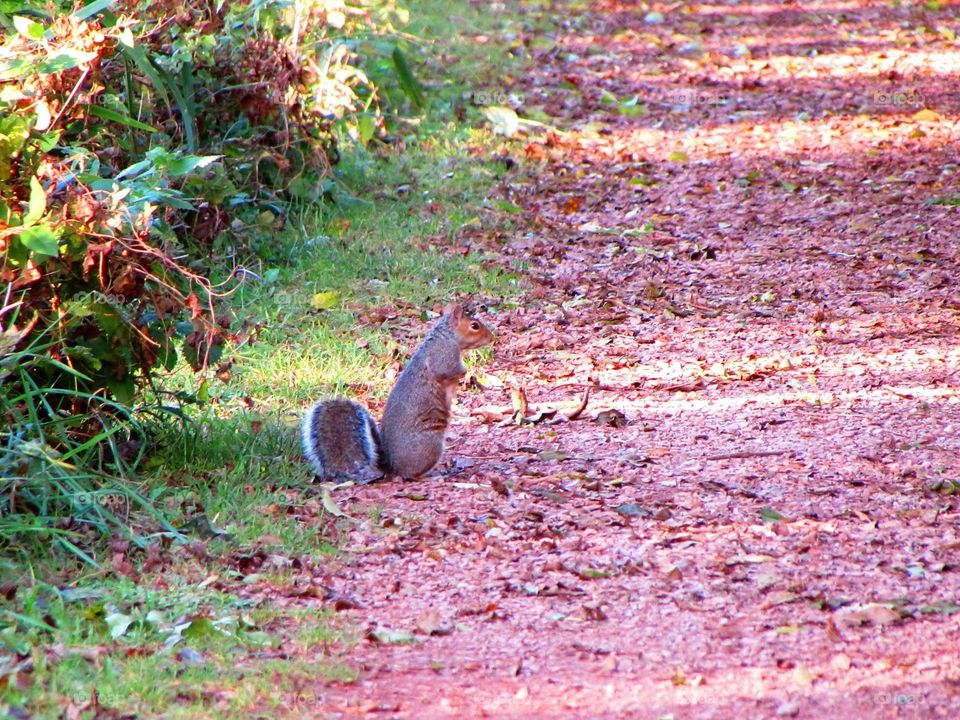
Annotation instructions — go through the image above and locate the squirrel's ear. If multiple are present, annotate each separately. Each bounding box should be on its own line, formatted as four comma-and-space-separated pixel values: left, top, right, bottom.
444, 303, 463, 321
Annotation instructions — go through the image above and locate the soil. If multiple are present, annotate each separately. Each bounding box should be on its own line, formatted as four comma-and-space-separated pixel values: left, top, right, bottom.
308, 2, 960, 717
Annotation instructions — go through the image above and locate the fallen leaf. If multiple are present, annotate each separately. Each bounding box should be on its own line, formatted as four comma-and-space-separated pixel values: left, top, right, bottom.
523, 408, 558, 424
311, 291, 340, 310
614, 503, 653, 518
834, 603, 901, 628
367, 627, 419, 645
726, 554, 776, 565
483, 106, 520, 136
511, 386, 529, 419
321, 486, 354, 520
595, 409, 628, 427
104, 612, 133, 639
415, 611, 454, 636
538, 449, 570, 461
912, 108, 941, 122
791, 663, 815, 687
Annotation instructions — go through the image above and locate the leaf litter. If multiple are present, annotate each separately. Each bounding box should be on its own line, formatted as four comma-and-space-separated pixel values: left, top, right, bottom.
296, 1, 960, 717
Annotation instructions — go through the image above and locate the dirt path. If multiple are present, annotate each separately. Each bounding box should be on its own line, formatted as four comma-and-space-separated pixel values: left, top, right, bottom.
314, 2, 960, 717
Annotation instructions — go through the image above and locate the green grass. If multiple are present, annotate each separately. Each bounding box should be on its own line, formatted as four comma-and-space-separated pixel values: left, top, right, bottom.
2, 0, 536, 716
1, 577, 358, 718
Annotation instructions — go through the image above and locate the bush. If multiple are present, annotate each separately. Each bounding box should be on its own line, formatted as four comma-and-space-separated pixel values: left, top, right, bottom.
0, 0, 418, 556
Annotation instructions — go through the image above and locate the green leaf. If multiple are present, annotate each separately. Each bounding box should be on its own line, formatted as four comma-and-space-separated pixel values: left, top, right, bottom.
159, 340, 178, 371
288, 175, 320, 201
105, 612, 133, 639
368, 627, 418, 645
157, 62, 197, 152
760, 507, 785, 523
86, 104, 158, 133
205, 346, 222, 370
36, 49, 98, 75
919, 601, 960, 615
13, 15, 44, 40
166, 155, 219, 177
494, 200, 523, 213
926, 194, 960, 207
391, 46, 425, 112
19, 224, 60, 258
356, 114, 377, 147
141, 62, 196, 150
619, 96, 648, 117
127, 189, 195, 210
39, 357, 94, 382
0, 58, 33, 81
182, 617, 217, 639
24, 175, 45, 225
35, 129, 61, 152
3, 609, 56, 633
244, 631, 277, 647
118, 41, 170, 110
105, 376, 136, 404
144, 610, 167, 628
74, 0, 117, 20
928, 479, 960, 495
321, 486, 353, 519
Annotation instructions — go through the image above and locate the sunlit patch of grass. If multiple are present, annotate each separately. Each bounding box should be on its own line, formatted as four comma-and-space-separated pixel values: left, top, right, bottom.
137, 109, 525, 507
2, 577, 359, 718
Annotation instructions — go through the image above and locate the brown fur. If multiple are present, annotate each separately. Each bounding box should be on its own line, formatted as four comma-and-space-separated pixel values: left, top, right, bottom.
380, 305, 493, 479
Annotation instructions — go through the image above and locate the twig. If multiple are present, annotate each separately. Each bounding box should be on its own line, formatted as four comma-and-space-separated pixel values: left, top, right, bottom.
706, 450, 790, 461
564, 386, 590, 421
48, 66, 91, 131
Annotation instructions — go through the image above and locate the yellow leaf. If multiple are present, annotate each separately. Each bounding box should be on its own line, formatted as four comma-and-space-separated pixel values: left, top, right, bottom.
791, 664, 815, 687
667, 151, 689, 162
482, 106, 520, 137
913, 108, 941, 123
311, 291, 340, 310
321, 486, 353, 519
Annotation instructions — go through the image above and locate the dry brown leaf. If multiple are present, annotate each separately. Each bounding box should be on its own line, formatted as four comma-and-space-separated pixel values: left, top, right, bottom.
510, 385, 529, 419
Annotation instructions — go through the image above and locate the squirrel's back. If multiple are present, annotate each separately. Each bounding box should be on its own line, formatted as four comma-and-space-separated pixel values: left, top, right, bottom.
301, 399, 383, 483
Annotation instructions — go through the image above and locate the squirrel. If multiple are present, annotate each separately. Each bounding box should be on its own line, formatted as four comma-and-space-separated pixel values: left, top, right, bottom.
301, 304, 494, 482
380, 303, 494, 478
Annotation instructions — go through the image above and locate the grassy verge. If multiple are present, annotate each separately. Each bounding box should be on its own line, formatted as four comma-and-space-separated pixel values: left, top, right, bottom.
2, 1, 532, 716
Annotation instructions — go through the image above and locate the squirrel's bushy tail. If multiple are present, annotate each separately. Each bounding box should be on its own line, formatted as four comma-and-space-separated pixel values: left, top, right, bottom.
301, 399, 383, 483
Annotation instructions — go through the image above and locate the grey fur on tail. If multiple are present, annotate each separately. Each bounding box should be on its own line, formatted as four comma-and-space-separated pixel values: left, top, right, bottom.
300, 399, 383, 483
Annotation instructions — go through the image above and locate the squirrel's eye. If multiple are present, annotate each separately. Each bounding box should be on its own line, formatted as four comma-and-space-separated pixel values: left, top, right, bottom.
470, 321, 480, 330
